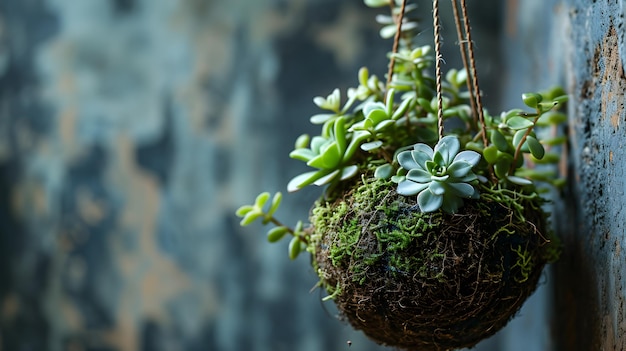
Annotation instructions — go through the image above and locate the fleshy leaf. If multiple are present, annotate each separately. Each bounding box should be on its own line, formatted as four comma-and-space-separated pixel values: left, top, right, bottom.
289, 148, 317, 162
406, 168, 432, 183
411, 148, 433, 170
491, 130, 509, 152
288, 236, 302, 260
364, 0, 391, 7
428, 181, 446, 195
310, 114, 336, 124
453, 150, 481, 167
506, 116, 534, 130
447, 161, 473, 178
363, 102, 387, 117
434, 136, 460, 165
267, 192, 282, 217
418, 190, 443, 213
294, 134, 310, 149
526, 136, 545, 159
507, 175, 533, 186
391, 97, 413, 120
235, 205, 254, 217
374, 164, 393, 179
482, 145, 498, 164
255, 192, 271, 208
448, 182, 475, 197
339, 165, 359, 181
313, 169, 341, 186
240, 210, 263, 226
397, 151, 419, 170
367, 109, 389, 125
361, 140, 384, 151
397, 180, 429, 196
287, 171, 324, 192
522, 92, 542, 108
374, 120, 394, 132
267, 226, 289, 243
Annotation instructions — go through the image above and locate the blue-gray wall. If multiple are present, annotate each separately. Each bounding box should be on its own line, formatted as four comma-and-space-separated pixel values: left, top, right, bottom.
2, 0, 623, 350
501, 1, 626, 350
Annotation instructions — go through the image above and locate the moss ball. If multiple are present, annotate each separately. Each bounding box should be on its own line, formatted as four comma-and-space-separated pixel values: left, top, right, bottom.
310, 176, 558, 351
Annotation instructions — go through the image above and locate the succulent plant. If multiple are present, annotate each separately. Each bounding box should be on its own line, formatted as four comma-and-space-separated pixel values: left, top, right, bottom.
396, 135, 481, 213
236, 0, 568, 259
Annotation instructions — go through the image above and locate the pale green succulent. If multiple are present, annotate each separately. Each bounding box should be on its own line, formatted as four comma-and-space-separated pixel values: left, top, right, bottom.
396, 136, 481, 213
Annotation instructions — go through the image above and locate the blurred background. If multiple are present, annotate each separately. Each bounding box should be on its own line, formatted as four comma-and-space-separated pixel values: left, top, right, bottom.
0, 0, 563, 350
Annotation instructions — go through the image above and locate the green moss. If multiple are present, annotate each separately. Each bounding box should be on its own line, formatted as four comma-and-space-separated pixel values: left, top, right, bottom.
311, 175, 559, 293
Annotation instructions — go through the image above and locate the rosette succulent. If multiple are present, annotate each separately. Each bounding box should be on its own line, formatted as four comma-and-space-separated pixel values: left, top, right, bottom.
396, 135, 481, 213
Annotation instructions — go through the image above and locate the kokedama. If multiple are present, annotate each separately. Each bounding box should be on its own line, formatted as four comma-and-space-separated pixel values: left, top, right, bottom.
236, 0, 568, 350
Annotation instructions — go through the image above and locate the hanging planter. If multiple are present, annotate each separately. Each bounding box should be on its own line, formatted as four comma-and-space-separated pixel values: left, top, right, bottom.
236, 0, 568, 350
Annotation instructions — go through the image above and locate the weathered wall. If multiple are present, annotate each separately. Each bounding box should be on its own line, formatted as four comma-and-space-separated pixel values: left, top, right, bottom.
0, 0, 582, 350
502, 0, 626, 350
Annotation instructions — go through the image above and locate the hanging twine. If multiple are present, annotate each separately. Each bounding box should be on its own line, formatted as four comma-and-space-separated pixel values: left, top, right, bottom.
385, 0, 408, 95
433, 0, 445, 141
459, 0, 488, 147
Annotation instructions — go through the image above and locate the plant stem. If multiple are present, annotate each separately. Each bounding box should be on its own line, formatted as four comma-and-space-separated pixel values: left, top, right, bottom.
269, 217, 310, 245
509, 111, 541, 175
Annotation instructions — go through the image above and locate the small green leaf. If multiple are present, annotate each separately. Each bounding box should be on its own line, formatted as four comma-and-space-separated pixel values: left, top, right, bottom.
287, 170, 326, 192
483, 145, 499, 164
491, 130, 509, 152
358, 67, 369, 86
374, 164, 394, 179
267, 226, 289, 243
417, 97, 433, 112
267, 192, 282, 217
255, 192, 270, 208
339, 165, 359, 181
541, 136, 567, 146
551, 94, 569, 104
513, 130, 526, 149
531, 152, 561, 164
313, 169, 341, 186
522, 93, 542, 108
417, 190, 443, 213
240, 210, 263, 226
374, 120, 394, 132
289, 148, 317, 162
310, 114, 336, 124
367, 109, 389, 124
506, 116, 534, 130
379, 24, 397, 39
294, 134, 310, 149
537, 112, 567, 126
364, 0, 391, 7
288, 236, 302, 260
526, 136, 545, 159
507, 175, 533, 186
343, 131, 370, 162
235, 205, 253, 217
494, 158, 511, 178
391, 175, 406, 183
465, 141, 484, 153
391, 97, 413, 120
361, 140, 384, 151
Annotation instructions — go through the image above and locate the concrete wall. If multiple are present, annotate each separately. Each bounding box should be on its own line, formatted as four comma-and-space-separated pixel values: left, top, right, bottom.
3, 0, 623, 350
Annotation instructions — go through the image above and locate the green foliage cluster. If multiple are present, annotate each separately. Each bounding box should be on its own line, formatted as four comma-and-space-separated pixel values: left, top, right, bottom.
235, 0, 568, 259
